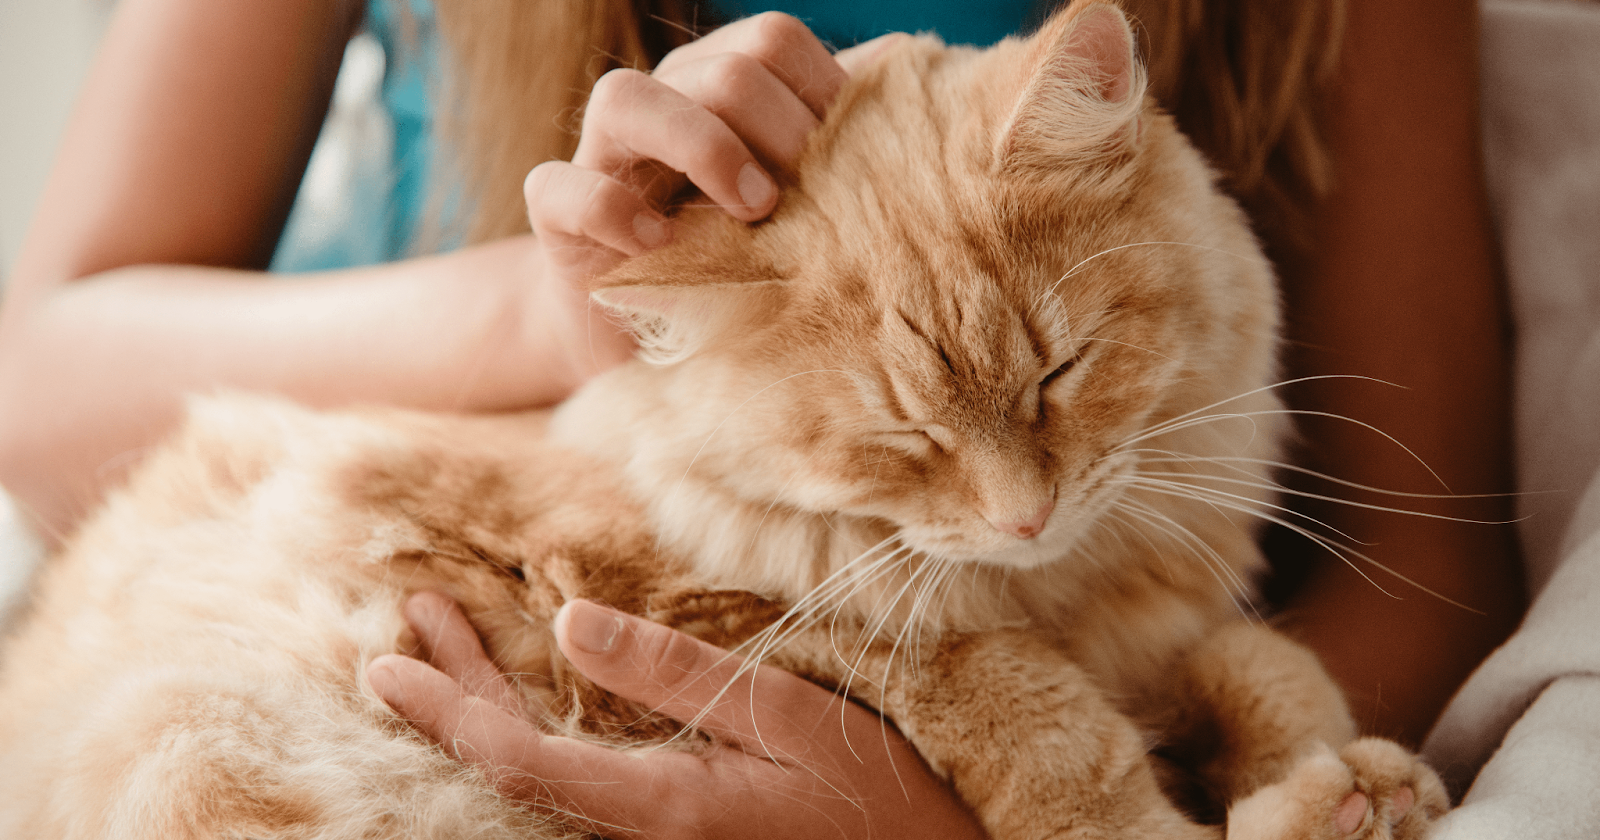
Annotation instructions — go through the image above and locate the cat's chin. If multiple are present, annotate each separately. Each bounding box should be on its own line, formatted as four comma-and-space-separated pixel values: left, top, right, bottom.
980, 533, 1086, 570
900, 524, 1087, 571
970, 537, 1084, 571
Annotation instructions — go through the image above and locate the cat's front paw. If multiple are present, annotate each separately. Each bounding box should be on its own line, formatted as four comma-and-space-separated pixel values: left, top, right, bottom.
1225, 738, 1447, 840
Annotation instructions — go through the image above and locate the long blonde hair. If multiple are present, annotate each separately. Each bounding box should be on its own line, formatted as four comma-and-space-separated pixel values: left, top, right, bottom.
1124, 0, 1346, 247
425, 0, 1343, 250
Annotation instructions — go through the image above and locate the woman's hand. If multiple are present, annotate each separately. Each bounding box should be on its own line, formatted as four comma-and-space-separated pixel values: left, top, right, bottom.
522, 13, 901, 390
367, 592, 985, 840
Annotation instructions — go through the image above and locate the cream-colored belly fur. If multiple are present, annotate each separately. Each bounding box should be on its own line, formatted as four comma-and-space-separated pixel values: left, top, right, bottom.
0, 403, 556, 837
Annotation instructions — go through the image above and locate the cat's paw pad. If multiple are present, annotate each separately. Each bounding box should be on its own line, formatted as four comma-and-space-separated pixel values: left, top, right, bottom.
1334, 737, 1446, 839
1226, 739, 1446, 840
1332, 790, 1371, 834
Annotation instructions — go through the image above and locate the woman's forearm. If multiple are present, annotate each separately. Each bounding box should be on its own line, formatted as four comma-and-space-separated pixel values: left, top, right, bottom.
0, 237, 575, 539
1275, 0, 1525, 744
0, 0, 578, 537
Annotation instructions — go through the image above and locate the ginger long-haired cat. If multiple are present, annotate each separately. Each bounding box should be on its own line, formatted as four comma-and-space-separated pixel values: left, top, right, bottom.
0, 4, 1445, 838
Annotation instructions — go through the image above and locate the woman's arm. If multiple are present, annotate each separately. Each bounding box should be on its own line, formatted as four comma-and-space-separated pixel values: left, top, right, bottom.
1275, 0, 1526, 744
7, 0, 357, 285
0, 238, 585, 538
1, 0, 358, 534
0, 0, 619, 537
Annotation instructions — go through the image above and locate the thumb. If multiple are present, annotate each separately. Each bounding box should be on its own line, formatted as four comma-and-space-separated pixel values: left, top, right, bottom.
554, 599, 832, 757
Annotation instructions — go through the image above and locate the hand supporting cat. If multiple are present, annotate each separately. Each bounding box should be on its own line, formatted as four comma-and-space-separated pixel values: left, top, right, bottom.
370, 593, 987, 840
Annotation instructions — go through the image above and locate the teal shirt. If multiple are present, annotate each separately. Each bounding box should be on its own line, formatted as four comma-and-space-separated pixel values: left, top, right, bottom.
364, 0, 437, 260
717, 0, 1033, 47
272, 1, 1030, 271
271, 0, 438, 272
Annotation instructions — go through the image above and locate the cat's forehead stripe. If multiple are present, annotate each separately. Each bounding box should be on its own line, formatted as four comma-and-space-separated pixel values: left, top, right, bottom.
895, 309, 958, 377
1021, 306, 1054, 368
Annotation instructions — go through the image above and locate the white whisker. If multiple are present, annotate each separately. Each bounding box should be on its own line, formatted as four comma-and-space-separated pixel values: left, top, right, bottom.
1112, 374, 1402, 450
1123, 478, 1484, 614
1112, 498, 1258, 619
1121, 404, 1455, 494
1117, 474, 1368, 547
1115, 412, 1261, 451
1133, 468, 1515, 526
1131, 450, 1522, 503
1123, 495, 1254, 599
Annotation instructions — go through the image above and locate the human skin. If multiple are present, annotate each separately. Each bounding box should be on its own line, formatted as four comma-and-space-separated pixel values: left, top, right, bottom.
1269, 0, 1525, 746
369, 593, 988, 840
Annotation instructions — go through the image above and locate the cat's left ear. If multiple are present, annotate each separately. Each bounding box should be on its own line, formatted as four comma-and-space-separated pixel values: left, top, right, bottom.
995, 2, 1147, 170
592, 280, 787, 365
590, 206, 788, 364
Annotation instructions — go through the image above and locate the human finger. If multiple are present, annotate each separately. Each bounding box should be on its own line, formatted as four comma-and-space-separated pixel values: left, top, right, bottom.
401, 592, 528, 718
377, 607, 991, 840
552, 601, 991, 840
368, 653, 729, 835
368, 656, 584, 804
366, 653, 535, 773
656, 51, 821, 169
554, 599, 842, 758
653, 11, 847, 119
576, 68, 778, 222
524, 160, 672, 257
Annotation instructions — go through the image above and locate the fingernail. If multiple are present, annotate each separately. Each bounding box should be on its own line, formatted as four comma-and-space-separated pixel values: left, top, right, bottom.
633, 212, 670, 248
737, 162, 777, 212
562, 600, 623, 655
367, 660, 402, 707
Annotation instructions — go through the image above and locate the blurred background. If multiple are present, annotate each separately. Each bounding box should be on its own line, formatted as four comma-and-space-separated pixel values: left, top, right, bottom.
0, 0, 112, 283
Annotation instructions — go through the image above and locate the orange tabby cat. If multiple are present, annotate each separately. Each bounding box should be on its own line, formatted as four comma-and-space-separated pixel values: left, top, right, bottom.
0, 3, 1445, 838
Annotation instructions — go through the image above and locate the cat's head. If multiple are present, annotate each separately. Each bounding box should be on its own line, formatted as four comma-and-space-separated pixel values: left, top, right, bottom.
586, 2, 1280, 572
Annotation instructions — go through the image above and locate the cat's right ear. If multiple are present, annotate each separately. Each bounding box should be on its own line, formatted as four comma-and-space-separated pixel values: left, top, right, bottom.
995, 2, 1147, 171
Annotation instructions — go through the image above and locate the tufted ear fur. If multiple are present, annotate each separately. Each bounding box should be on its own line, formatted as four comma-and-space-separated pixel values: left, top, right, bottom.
996, 2, 1147, 170
590, 207, 787, 365
592, 280, 787, 365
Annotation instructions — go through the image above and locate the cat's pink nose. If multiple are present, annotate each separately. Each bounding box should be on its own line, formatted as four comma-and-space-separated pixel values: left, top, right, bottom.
990, 500, 1054, 540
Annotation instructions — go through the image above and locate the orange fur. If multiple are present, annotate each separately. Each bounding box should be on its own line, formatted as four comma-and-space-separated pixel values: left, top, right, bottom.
0, 4, 1441, 838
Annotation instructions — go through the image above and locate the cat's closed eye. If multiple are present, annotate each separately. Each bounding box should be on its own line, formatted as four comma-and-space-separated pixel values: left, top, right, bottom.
1032, 350, 1086, 422
878, 424, 954, 458
1040, 355, 1080, 390
878, 429, 939, 457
